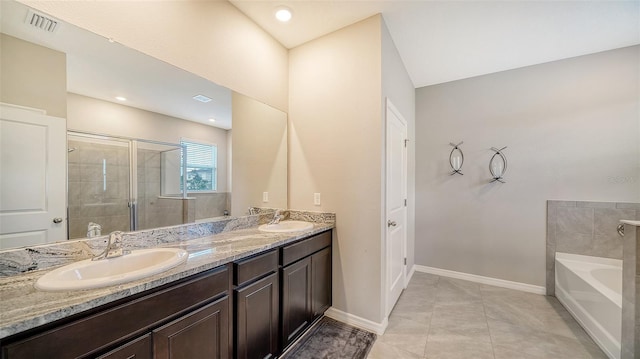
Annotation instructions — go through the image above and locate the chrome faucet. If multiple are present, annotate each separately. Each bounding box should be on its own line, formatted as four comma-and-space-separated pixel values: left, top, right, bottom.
268, 210, 284, 225
92, 231, 128, 261
87, 222, 102, 238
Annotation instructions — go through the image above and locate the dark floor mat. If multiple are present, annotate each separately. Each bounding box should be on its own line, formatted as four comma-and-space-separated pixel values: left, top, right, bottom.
282, 317, 377, 359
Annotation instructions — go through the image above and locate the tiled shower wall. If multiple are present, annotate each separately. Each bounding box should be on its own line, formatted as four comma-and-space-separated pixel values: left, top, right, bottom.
68, 140, 130, 239
137, 148, 184, 230
193, 193, 229, 220
546, 200, 640, 295
69, 144, 230, 239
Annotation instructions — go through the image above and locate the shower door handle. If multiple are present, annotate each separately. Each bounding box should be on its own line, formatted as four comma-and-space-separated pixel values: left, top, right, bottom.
129, 201, 137, 231
53, 217, 63, 224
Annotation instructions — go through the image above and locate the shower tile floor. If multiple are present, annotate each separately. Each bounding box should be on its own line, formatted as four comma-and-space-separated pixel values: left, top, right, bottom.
367, 272, 608, 359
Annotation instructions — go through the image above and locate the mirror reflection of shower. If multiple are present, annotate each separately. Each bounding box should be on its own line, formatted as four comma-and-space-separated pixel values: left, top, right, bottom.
66, 131, 186, 239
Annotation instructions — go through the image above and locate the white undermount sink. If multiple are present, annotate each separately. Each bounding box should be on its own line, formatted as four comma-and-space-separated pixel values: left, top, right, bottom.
35, 248, 188, 291
258, 220, 314, 233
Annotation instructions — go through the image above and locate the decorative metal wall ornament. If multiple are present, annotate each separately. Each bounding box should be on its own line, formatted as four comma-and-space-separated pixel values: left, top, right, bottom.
449, 141, 464, 175
489, 146, 508, 183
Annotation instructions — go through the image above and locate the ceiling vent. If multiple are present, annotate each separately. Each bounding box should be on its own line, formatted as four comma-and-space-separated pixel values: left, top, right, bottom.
25, 9, 60, 33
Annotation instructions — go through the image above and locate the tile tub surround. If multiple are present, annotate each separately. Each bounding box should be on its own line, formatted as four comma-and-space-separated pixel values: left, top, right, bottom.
193, 192, 230, 220
0, 209, 334, 277
0, 216, 334, 339
546, 200, 638, 295
621, 221, 639, 359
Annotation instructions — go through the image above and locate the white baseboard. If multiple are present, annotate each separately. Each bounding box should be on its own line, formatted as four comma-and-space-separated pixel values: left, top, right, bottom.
406, 265, 416, 287
414, 265, 546, 295
324, 307, 388, 335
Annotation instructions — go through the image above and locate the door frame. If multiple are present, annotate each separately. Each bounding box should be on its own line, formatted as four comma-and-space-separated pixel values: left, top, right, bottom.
383, 98, 408, 317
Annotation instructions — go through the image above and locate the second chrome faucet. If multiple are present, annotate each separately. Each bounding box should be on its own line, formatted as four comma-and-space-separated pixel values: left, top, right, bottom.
92, 231, 129, 261
268, 210, 284, 225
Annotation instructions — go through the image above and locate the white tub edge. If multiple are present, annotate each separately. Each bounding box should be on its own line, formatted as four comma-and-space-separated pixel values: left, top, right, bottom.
555, 283, 620, 359
556, 252, 622, 267
555, 253, 622, 308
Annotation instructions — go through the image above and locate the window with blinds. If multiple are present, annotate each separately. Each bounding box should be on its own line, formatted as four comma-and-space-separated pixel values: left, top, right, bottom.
181, 140, 217, 192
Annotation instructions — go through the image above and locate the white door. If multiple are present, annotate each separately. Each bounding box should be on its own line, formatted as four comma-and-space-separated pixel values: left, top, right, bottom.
385, 99, 407, 315
0, 105, 67, 249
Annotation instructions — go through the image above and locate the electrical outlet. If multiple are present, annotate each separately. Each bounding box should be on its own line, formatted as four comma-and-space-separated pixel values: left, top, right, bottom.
262, 192, 269, 202
314, 193, 321, 206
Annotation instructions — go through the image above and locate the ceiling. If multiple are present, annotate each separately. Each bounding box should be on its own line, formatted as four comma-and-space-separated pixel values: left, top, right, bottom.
1, 1, 637, 124
0, 1, 232, 130
230, 0, 640, 87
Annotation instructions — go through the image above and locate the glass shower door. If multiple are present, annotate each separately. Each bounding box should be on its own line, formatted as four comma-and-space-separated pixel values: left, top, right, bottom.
67, 133, 132, 239
136, 141, 186, 231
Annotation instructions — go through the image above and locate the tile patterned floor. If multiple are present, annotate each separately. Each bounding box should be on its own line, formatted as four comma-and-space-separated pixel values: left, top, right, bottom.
367, 272, 608, 359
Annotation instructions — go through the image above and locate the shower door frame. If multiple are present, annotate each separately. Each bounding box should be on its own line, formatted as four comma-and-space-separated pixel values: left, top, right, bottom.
67, 130, 187, 238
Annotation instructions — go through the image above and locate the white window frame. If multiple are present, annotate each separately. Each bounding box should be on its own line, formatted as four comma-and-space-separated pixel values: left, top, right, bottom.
181, 137, 218, 193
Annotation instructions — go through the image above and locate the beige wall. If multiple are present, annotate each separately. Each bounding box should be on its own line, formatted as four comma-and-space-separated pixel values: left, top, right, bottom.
289, 16, 384, 323
415, 46, 640, 286
231, 92, 287, 216
382, 20, 416, 279
22, 0, 288, 112
0, 33, 66, 117
67, 93, 229, 192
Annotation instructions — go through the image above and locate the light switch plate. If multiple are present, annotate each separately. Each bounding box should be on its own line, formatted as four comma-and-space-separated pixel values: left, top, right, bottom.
263, 192, 269, 202
314, 193, 321, 206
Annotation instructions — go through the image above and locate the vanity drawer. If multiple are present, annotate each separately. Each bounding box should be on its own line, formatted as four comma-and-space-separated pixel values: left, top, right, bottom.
2, 265, 230, 359
233, 249, 278, 287
281, 230, 331, 267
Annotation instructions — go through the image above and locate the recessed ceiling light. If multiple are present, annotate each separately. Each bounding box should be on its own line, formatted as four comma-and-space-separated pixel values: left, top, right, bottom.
193, 94, 212, 103
209, 118, 216, 122
115, 96, 126, 101
275, 7, 292, 22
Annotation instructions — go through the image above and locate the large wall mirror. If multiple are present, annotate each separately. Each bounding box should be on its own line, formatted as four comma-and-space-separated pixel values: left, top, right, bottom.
0, 1, 287, 249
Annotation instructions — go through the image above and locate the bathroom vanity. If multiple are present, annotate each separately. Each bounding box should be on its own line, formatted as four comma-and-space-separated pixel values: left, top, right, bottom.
0, 216, 333, 359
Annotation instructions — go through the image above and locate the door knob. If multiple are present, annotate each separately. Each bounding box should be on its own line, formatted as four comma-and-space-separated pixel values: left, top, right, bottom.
53, 217, 63, 224
387, 220, 397, 227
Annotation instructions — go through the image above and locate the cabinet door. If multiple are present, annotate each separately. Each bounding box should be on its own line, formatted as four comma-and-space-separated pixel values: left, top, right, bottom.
235, 272, 279, 359
311, 247, 332, 318
153, 296, 230, 359
281, 257, 312, 348
95, 334, 152, 359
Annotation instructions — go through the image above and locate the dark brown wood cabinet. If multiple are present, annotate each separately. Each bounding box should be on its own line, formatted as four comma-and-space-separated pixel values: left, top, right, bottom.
281, 257, 312, 348
96, 334, 152, 359
233, 249, 279, 359
280, 230, 332, 350
153, 296, 230, 359
1, 265, 232, 359
311, 246, 332, 317
235, 273, 279, 359
1, 230, 332, 359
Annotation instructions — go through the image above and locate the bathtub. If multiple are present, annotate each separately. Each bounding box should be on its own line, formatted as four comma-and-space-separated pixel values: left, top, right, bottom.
555, 252, 622, 359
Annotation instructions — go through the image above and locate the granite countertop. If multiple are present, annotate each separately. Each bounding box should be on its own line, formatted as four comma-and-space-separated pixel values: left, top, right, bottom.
0, 223, 333, 339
